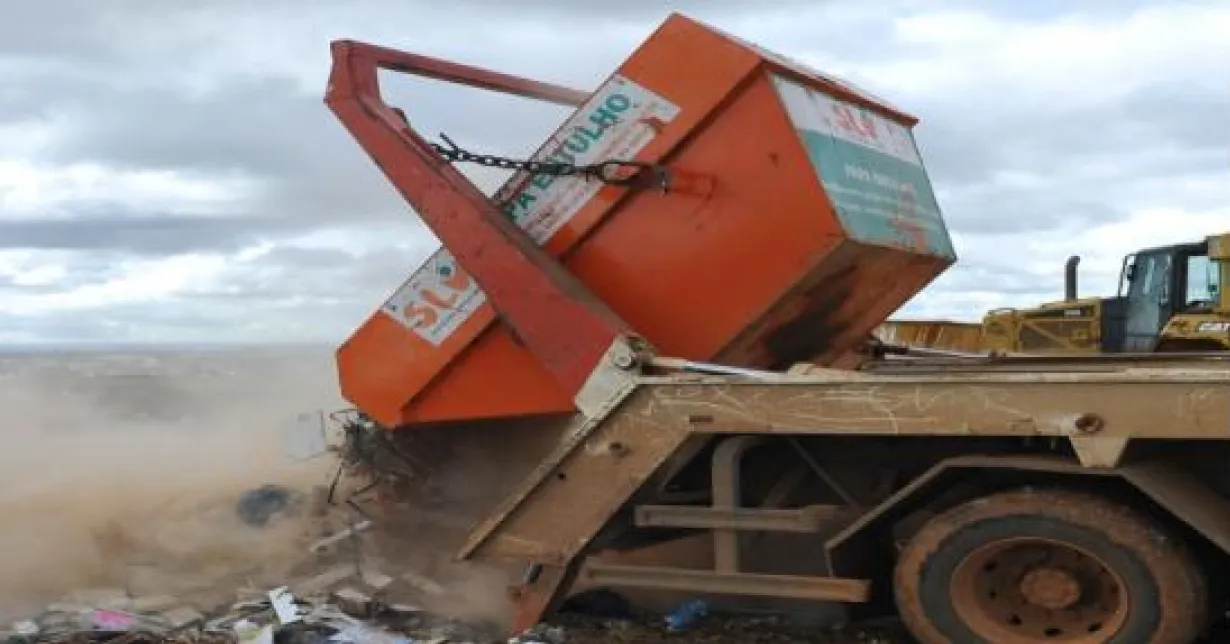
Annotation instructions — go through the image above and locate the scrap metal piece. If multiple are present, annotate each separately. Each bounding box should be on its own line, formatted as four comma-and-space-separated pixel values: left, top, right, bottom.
309, 520, 373, 554
293, 563, 358, 597
633, 504, 842, 532
582, 563, 870, 602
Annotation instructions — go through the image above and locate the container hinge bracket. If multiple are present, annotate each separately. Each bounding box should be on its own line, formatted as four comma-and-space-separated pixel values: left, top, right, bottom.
574, 336, 649, 419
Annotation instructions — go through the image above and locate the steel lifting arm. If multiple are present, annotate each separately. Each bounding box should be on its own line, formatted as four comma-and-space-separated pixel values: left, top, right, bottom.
324, 40, 647, 398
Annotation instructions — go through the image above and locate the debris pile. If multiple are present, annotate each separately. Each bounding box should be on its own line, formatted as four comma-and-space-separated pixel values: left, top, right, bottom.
3, 591, 910, 644
1, 583, 506, 644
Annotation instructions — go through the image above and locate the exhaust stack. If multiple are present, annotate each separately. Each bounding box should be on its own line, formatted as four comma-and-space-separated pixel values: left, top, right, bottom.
1065, 255, 1080, 302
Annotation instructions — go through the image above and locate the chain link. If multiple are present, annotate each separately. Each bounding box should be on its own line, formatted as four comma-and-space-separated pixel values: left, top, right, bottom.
430, 133, 665, 188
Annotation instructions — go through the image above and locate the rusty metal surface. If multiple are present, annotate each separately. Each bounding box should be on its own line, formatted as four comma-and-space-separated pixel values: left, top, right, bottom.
635, 369, 1230, 438
950, 537, 1128, 641
892, 488, 1208, 644
1067, 435, 1130, 468
1120, 460, 1230, 555
823, 455, 1104, 571
581, 563, 871, 603
634, 504, 841, 532
864, 351, 1230, 374
509, 562, 578, 634
876, 319, 983, 353
460, 396, 691, 564
455, 364, 643, 562
711, 436, 761, 573
826, 453, 1230, 577
460, 365, 1230, 565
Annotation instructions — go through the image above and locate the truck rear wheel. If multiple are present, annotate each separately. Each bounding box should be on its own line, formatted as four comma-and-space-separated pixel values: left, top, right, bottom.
893, 488, 1207, 643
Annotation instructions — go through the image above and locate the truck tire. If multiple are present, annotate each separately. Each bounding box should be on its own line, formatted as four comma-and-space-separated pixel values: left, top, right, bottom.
893, 488, 1207, 644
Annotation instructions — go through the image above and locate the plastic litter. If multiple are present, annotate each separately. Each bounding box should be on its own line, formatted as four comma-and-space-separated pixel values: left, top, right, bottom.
268, 587, 304, 625
327, 622, 415, 643
234, 619, 275, 644
664, 599, 710, 632
90, 609, 140, 631
507, 623, 566, 643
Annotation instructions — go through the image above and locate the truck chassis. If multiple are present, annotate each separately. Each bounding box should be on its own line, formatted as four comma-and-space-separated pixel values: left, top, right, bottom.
455, 346, 1230, 642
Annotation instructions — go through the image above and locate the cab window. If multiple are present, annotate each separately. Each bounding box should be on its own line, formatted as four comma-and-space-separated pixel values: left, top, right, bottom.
1128, 252, 1169, 301
1185, 255, 1219, 308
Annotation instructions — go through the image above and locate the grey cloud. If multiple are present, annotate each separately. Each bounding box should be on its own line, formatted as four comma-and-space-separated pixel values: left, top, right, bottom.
433, 0, 818, 18
13, 53, 570, 232
25, 75, 404, 220
0, 0, 880, 80
940, 0, 1157, 20
914, 82, 1228, 186
0, 1, 114, 60
938, 190, 1128, 236
0, 252, 129, 294
933, 262, 1075, 299
1115, 82, 1230, 152
0, 75, 50, 122
907, 78, 1229, 237
0, 238, 430, 345
430, 0, 1143, 29
188, 238, 433, 303
0, 212, 308, 255
37, 76, 320, 176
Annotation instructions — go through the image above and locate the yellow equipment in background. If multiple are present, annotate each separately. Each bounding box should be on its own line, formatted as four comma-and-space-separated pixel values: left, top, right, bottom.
880, 232, 1230, 355
874, 319, 983, 353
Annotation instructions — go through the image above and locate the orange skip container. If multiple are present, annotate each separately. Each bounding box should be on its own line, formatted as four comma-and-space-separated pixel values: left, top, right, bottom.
336, 14, 957, 429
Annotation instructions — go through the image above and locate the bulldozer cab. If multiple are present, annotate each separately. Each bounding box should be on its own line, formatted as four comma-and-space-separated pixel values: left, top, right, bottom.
1118, 237, 1223, 351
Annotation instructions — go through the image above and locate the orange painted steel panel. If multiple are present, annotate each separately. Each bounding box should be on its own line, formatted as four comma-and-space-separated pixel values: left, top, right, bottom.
335, 13, 956, 428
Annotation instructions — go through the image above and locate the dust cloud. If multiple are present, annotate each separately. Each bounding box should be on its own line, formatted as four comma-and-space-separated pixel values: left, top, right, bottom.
0, 347, 343, 621
332, 417, 578, 627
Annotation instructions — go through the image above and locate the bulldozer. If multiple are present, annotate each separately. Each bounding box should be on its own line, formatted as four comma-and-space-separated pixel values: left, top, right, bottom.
322, 13, 1230, 643
878, 233, 1230, 355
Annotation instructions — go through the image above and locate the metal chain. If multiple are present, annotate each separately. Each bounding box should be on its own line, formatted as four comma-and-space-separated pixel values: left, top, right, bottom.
430, 133, 665, 188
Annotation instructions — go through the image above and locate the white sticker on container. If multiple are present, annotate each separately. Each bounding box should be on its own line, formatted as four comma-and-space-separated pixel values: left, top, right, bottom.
381, 74, 681, 346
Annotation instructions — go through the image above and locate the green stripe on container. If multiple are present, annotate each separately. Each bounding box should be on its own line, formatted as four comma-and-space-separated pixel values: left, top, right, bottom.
796, 128, 955, 260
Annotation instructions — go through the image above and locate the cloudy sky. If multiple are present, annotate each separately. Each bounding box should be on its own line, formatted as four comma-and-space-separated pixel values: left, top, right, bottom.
1, 0, 1226, 346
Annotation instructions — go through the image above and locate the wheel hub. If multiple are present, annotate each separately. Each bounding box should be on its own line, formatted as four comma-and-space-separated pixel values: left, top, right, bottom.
950, 538, 1128, 642
1019, 567, 1081, 610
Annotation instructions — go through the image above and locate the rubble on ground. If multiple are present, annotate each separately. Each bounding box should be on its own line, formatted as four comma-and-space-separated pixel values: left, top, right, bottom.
2, 587, 911, 643
0, 509, 911, 644
0, 582, 490, 643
